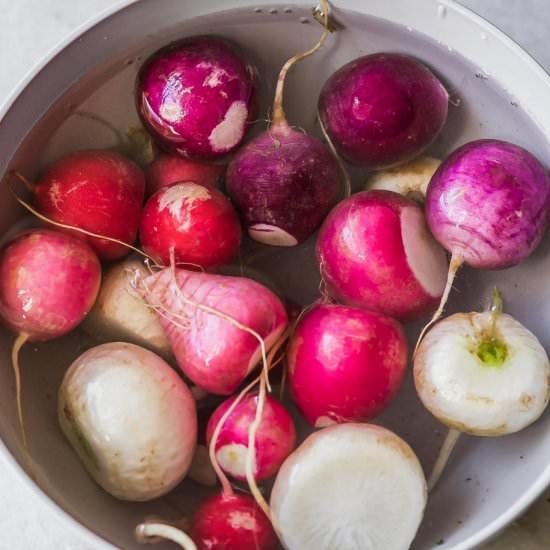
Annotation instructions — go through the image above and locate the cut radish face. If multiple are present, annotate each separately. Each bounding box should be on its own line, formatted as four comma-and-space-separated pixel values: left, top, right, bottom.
271, 423, 426, 550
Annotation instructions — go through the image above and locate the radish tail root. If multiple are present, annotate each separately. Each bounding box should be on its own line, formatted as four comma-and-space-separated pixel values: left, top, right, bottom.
12, 332, 30, 448
428, 428, 461, 492
271, 0, 331, 125
135, 522, 197, 550
413, 254, 463, 357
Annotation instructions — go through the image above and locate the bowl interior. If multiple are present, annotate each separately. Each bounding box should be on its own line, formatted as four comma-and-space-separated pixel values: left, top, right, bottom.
1, 1, 550, 549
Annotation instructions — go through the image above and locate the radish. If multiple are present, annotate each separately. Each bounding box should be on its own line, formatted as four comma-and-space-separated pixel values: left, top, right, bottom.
145, 153, 224, 196
59, 342, 197, 501
365, 155, 441, 201
271, 423, 427, 550
136, 37, 258, 161
287, 303, 408, 427
414, 289, 550, 490
0, 229, 101, 445
318, 53, 448, 169
139, 267, 288, 394
31, 150, 145, 260
82, 257, 172, 358
226, 0, 344, 247
139, 182, 242, 268
317, 190, 448, 321
419, 139, 550, 346
206, 392, 296, 481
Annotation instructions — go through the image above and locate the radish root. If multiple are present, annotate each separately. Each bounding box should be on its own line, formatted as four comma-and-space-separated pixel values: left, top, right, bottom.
12, 332, 30, 448
135, 521, 197, 550
428, 427, 461, 492
319, 112, 351, 197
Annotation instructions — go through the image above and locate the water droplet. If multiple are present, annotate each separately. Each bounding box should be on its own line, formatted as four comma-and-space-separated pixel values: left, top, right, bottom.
125, 58, 134, 66
406, 26, 413, 32
511, 100, 519, 107
475, 71, 489, 81
254, 7, 262, 13
437, 5, 447, 18
103, 36, 109, 40
449, 97, 461, 107
300, 17, 309, 24
481, 33, 488, 41
284, 7, 292, 13
269, 8, 278, 14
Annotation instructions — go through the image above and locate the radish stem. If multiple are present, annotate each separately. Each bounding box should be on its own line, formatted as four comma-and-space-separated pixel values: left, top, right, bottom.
428, 427, 461, 492
135, 521, 197, 550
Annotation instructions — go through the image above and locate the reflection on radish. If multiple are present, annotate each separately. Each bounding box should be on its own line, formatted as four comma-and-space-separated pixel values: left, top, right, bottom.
226, 0, 343, 247
271, 423, 427, 550
318, 53, 448, 169
206, 392, 296, 481
317, 190, 448, 321
32, 150, 145, 260
59, 342, 197, 501
136, 37, 258, 161
288, 303, 408, 426
415, 290, 550, 490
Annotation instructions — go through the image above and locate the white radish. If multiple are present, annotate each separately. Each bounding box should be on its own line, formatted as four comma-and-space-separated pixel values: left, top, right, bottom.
271, 423, 427, 550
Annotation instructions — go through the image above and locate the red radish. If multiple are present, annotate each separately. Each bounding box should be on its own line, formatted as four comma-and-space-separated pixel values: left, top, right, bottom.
317, 190, 447, 321
32, 150, 145, 260
287, 303, 408, 427
318, 53, 448, 169
139, 182, 242, 268
0, 229, 101, 443
140, 267, 288, 394
226, 0, 343, 247
145, 153, 224, 196
136, 37, 258, 161
206, 392, 296, 481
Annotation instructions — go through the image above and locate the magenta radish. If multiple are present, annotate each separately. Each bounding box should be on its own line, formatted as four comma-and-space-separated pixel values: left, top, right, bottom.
136, 37, 258, 161
271, 423, 427, 550
31, 150, 145, 260
317, 190, 448, 321
206, 392, 296, 481
139, 182, 242, 268
59, 342, 197, 501
0, 229, 101, 443
145, 153, 224, 196
318, 53, 448, 169
287, 303, 408, 427
139, 267, 288, 394
225, 0, 343, 246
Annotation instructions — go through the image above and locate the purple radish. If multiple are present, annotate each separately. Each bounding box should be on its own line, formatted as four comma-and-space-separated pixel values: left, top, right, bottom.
136, 36, 258, 161
318, 53, 448, 169
226, 0, 344, 247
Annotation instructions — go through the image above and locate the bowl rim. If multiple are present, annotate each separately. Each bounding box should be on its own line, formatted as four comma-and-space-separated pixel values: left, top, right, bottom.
1, 1, 550, 549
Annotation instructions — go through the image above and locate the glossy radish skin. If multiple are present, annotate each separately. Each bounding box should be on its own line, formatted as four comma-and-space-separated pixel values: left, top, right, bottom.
426, 139, 550, 269
191, 492, 278, 550
206, 393, 296, 481
288, 304, 408, 427
145, 153, 224, 196
226, 121, 343, 246
139, 182, 242, 268
319, 53, 448, 169
33, 150, 145, 260
317, 191, 448, 321
136, 37, 258, 161
0, 229, 101, 340
142, 268, 288, 394
59, 342, 197, 501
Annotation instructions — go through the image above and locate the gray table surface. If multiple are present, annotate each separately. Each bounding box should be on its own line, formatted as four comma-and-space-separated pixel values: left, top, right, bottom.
1, 0, 550, 548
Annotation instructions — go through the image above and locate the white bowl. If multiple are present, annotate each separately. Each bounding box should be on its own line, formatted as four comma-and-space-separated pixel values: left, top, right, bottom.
1, 1, 550, 549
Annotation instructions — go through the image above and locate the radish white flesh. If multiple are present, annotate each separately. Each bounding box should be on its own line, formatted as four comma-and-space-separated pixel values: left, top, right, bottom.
82, 258, 172, 358
271, 423, 426, 550
59, 342, 197, 501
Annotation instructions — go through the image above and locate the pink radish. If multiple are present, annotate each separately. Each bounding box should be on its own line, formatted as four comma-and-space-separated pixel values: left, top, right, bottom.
139, 267, 288, 394
31, 150, 145, 260
318, 53, 448, 169
145, 153, 224, 196
0, 229, 101, 443
317, 190, 448, 321
288, 303, 408, 427
139, 182, 242, 268
206, 392, 296, 481
225, 0, 343, 247
136, 37, 258, 161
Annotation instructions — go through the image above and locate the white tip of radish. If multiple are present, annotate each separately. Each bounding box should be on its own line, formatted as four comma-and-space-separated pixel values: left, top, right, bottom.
401, 206, 447, 298
209, 100, 248, 153
415, 312, 550, 436
271, 423, 426, 550
216, 443, 254, 479
248, 224, 298, 247
158, 183, 211, 220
